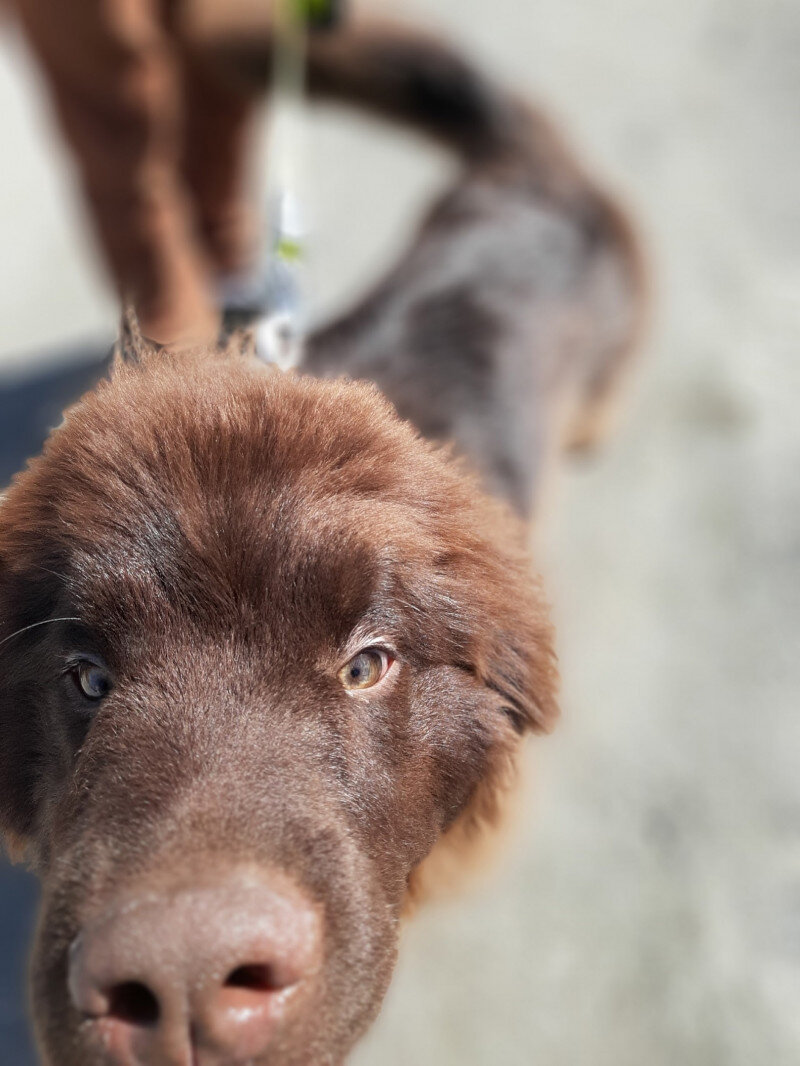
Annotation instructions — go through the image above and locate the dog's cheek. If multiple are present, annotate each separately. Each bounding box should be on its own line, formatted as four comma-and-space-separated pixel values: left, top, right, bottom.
405, 667, 511, 834
0, 632, 77, 866
0, 666, 74, 868
0, 551, 72, 862
0, 647, 40, 860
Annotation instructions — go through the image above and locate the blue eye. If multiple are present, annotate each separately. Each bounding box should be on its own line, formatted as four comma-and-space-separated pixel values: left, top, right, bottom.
73, 661, 112, 701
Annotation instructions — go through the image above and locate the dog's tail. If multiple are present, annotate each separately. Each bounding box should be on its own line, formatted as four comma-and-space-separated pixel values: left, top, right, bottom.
305, 19, 547, 168
205, 12, 579, 186
302, 17, 644, 282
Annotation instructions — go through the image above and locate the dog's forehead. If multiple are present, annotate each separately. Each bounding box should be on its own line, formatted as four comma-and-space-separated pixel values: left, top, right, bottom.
62, 390, 427, 633
1, 362, 463, 654
64, 473, 403, 644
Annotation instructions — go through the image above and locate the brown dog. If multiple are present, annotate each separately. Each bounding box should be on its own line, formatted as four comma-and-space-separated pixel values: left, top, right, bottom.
0, 16, 644, 1066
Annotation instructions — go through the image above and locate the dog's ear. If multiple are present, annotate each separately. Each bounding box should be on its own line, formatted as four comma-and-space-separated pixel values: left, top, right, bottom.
453, 519, 560, 736
113, 304, 160, 367
114, 308, 257, 365
0, 496, 60, 865
0, 556, 37, 864
222, 328, 258, 361
2, 829, 30, 865
480, 617, 559, 735
0, 504, 15, 860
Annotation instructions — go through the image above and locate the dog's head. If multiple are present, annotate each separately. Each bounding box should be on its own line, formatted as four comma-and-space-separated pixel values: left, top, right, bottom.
0, 343, 557, 1065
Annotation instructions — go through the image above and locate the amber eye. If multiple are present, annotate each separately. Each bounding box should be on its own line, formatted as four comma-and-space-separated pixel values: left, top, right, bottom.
338, 648, 393, 691
72, 661, 112, 701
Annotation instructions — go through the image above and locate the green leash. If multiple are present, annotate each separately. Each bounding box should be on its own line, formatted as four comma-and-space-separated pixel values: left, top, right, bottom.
258, 0, 342, 367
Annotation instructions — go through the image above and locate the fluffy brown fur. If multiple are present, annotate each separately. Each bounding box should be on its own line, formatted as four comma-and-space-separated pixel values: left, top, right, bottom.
0, 10, 646, 1065
0, 342, 557, 1064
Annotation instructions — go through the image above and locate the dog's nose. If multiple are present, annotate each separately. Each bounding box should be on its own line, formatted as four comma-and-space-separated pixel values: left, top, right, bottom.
68, 874, 321, 1064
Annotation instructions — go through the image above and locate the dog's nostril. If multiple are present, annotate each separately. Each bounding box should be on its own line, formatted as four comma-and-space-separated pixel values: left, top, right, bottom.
224, 963, 281, 993
106, 981, 160, 1027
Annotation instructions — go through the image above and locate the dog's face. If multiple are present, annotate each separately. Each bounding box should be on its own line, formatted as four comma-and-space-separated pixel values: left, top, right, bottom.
0, 348, 557, 1066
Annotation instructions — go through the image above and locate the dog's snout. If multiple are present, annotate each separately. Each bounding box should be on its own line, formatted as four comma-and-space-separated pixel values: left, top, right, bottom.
67, 874, 321, 1063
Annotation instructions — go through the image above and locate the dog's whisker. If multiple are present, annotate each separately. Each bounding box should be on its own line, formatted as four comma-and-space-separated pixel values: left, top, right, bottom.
0, 617, 81, 649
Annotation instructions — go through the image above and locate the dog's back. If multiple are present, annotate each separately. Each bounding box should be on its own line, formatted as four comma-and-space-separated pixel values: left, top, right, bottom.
207, 16, 647, 513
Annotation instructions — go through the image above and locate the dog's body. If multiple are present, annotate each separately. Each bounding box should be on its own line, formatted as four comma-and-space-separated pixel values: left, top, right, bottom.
302, 23, 645, 514
0, 15, 645, 1066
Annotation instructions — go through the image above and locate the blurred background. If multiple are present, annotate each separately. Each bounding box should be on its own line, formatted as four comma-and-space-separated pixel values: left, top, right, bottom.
1, 0, 799, 1063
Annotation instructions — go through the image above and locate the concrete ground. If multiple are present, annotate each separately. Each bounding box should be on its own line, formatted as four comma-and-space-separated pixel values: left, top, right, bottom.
1, 0, 799, 1063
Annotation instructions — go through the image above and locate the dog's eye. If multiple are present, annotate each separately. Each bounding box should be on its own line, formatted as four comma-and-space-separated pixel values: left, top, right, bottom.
338, 648, 393, 691
72, 661, 112, 701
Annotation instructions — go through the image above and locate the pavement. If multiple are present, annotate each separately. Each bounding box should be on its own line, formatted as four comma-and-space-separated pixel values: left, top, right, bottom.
1, 0, 799, 1063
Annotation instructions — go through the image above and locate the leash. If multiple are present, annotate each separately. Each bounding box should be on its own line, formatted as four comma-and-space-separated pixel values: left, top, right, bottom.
257, 0, 341, 368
